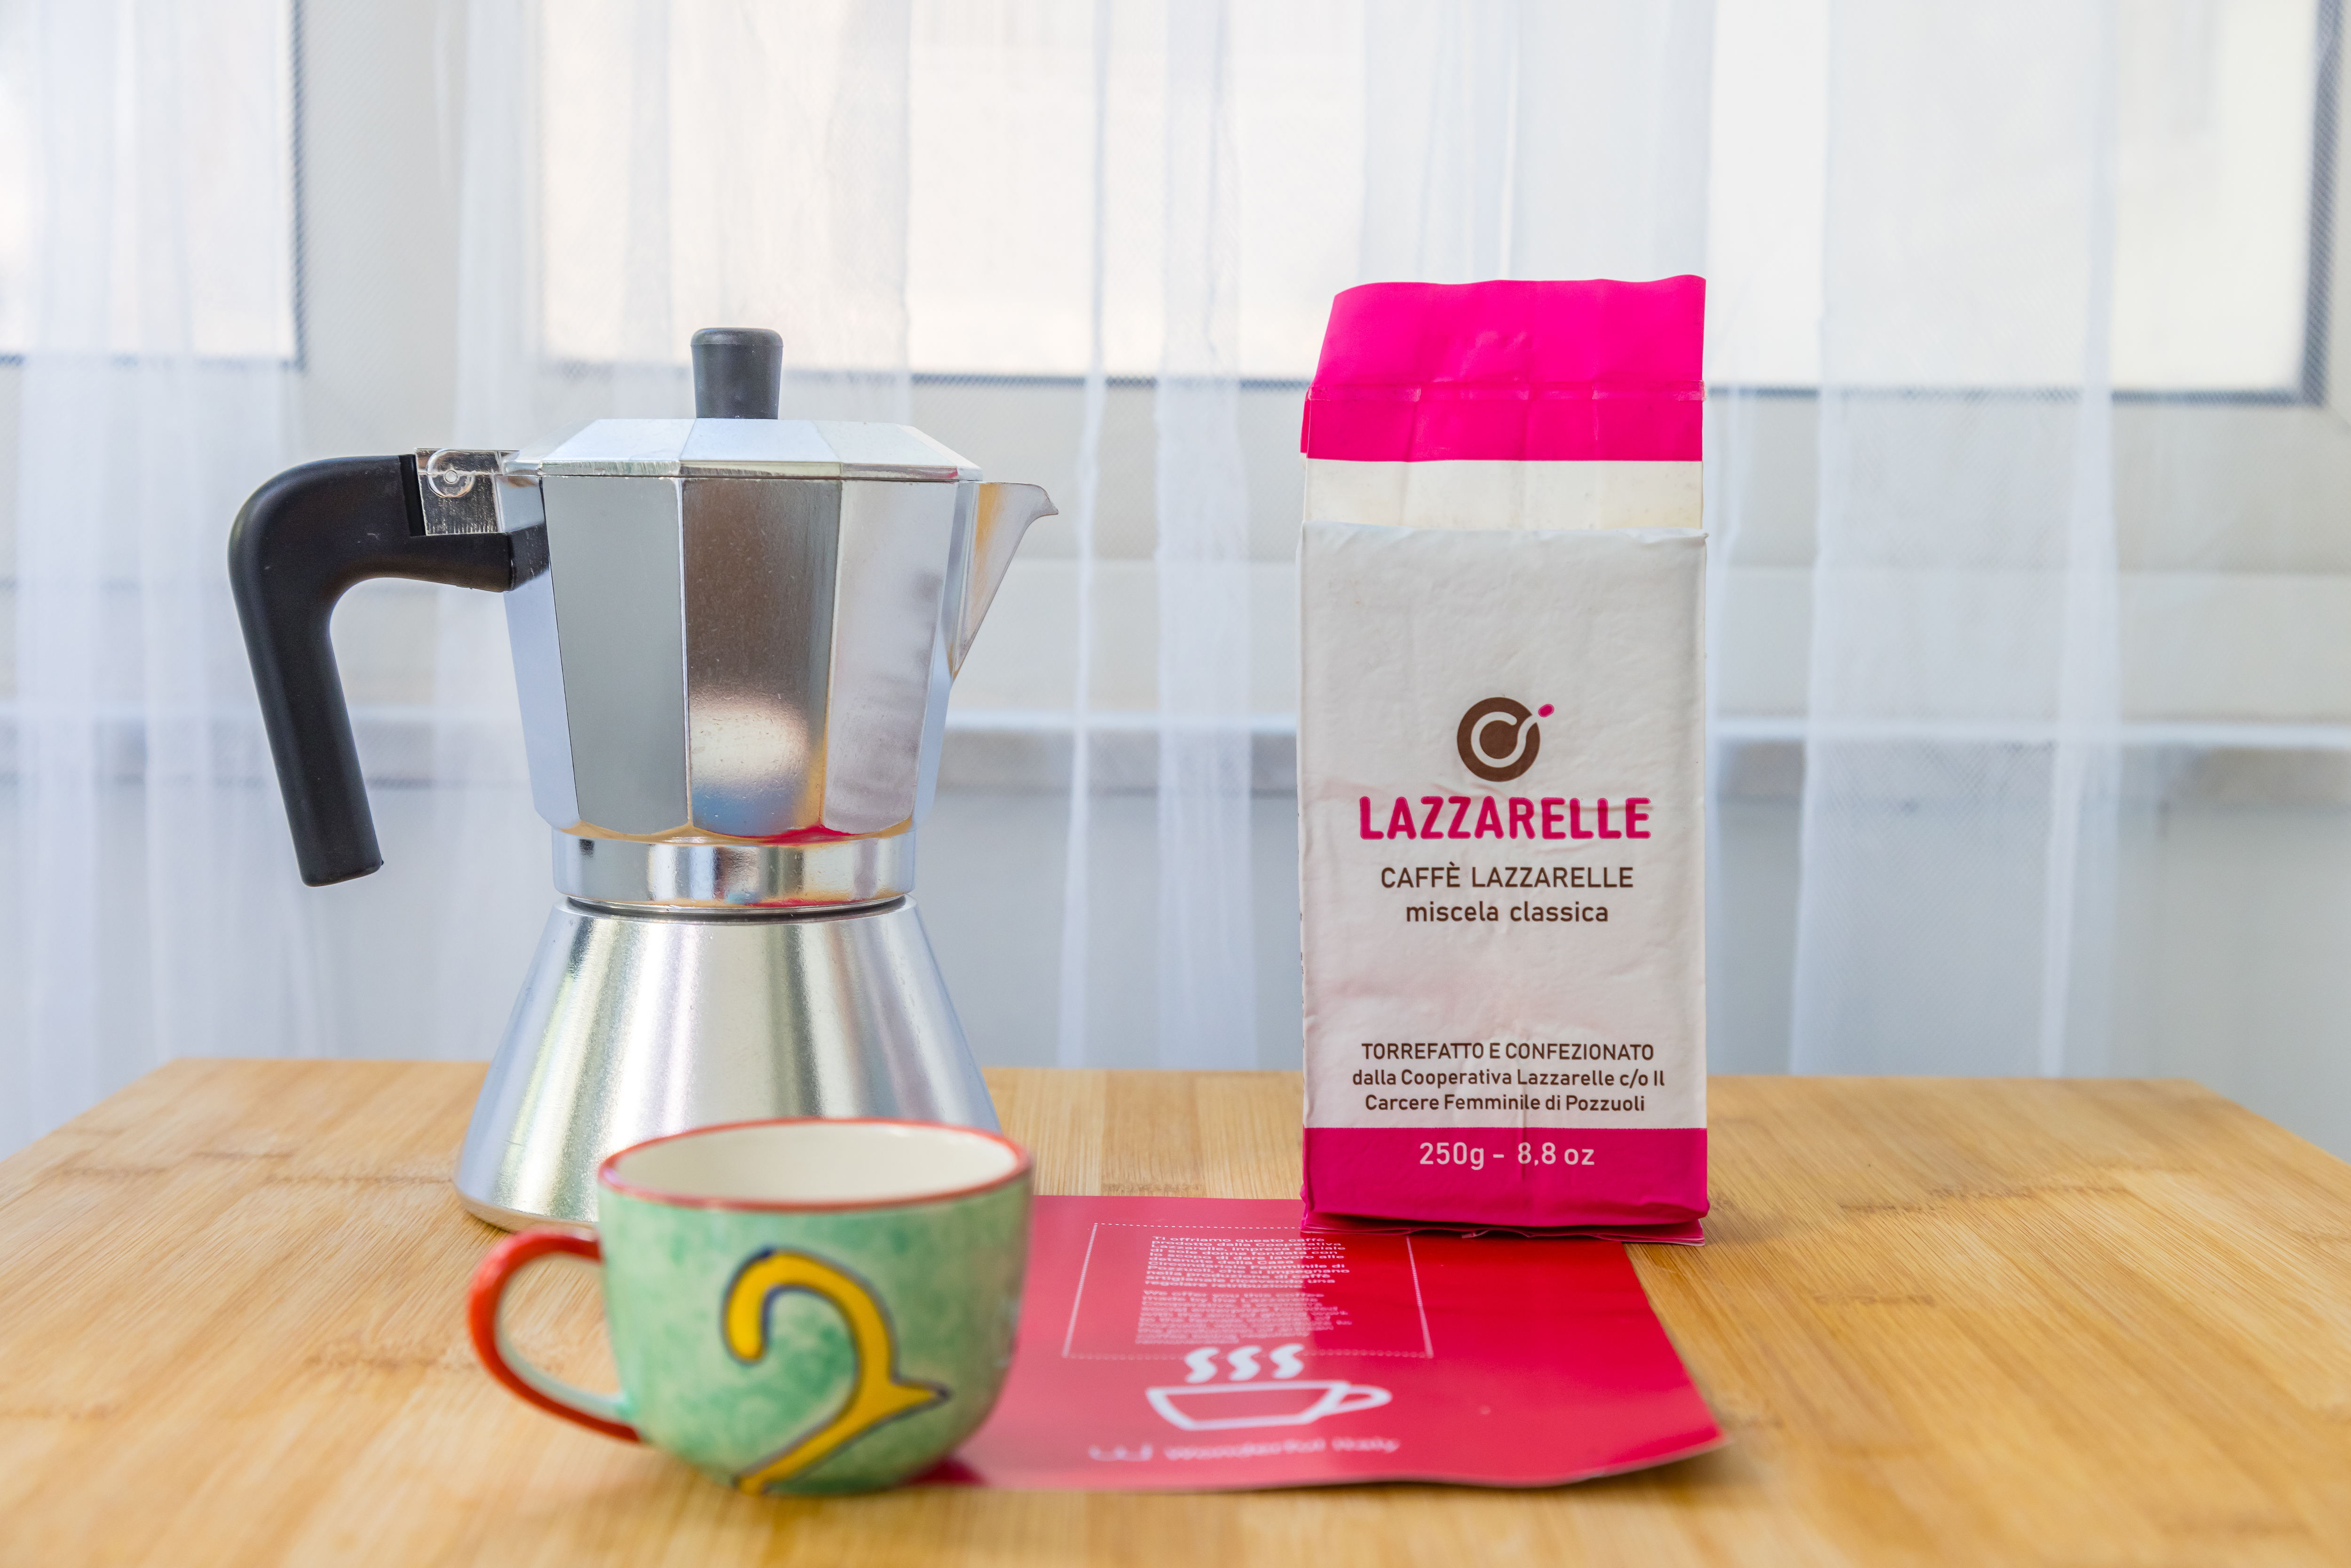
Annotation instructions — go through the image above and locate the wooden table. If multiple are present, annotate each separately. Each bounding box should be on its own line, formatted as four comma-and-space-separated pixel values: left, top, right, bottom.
6, 1064, 2351, 1565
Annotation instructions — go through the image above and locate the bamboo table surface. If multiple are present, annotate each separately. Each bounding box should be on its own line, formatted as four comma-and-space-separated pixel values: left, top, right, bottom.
5, 1063, 2351, 1565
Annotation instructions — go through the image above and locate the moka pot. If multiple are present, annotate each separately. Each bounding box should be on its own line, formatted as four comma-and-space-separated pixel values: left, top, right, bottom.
229, 329, 1054, 1227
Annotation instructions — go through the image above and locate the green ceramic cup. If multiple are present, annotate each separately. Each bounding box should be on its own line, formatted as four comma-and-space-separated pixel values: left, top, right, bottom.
467, 1118, 1032, 1495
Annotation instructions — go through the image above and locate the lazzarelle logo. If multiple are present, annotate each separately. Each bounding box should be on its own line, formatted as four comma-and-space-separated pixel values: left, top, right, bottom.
1456, 698, 1554, 784
1356, 694, 1649, 844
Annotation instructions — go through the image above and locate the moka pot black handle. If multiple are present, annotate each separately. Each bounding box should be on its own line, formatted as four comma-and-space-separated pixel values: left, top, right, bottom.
228, 455, 515, 886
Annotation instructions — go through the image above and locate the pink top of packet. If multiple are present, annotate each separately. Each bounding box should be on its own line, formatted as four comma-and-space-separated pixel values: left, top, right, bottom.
1300, 276, 1705, 464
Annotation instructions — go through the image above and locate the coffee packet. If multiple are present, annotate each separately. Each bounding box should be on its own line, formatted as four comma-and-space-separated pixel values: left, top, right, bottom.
1297, 277, 1708, 1233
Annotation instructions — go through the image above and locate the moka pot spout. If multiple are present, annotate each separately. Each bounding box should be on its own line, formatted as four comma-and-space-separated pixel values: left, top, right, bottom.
949, 483, 1055, 677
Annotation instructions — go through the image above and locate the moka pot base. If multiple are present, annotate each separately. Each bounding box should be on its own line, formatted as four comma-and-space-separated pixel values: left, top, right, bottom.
456, 837, 994, 1231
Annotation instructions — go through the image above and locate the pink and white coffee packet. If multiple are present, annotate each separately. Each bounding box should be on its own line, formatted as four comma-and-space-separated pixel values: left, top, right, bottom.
1297, 278, 1708, 1235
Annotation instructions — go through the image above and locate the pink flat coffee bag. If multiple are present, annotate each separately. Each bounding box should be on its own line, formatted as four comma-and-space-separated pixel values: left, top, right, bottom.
1296, 278, 1708, 1234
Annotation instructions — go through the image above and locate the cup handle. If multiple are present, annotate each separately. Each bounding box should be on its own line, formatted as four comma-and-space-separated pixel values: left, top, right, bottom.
467, 1229, 640, 1442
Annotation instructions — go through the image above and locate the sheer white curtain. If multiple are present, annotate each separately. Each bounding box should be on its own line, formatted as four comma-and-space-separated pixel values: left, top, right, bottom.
5, 0, 316, 1153
1788, 3, 2125, 1074
1155, 1, 1256, 1068
5, 0, 2336, 1153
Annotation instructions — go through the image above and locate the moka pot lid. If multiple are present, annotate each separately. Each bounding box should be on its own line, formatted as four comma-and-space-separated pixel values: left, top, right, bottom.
508, 417, 980, 481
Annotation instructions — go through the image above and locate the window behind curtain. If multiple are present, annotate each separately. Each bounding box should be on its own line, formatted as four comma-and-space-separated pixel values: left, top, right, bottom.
0, 0, 297, 360
532, 0, 2329, 392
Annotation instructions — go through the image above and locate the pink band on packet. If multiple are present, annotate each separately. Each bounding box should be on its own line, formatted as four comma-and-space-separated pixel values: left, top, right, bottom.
1300, 277, 1705, 464
1302, 1128, 1708, 1233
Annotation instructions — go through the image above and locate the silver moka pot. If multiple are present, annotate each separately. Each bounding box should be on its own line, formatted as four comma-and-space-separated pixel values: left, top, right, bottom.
229, 329, 1053, 1228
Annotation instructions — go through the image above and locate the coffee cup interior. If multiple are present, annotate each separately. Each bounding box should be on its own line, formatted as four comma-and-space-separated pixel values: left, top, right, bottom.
603, 1119, 1026, 1208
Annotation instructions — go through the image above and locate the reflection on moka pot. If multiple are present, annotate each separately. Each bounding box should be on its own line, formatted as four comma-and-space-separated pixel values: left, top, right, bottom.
229, 329, 1055, 1228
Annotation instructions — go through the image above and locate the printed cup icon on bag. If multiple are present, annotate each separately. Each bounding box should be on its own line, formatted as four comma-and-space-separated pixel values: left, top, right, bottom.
1146, 1380, 1393, 1432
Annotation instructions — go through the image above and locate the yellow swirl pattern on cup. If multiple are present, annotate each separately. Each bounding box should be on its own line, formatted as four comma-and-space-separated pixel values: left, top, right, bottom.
723, 1249, 948, 1493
